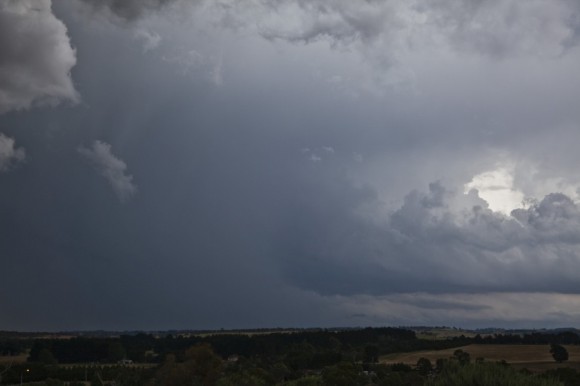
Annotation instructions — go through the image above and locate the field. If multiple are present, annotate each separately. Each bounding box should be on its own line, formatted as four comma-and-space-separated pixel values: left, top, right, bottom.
0, 353, 27, 365
381, 344, 580, 372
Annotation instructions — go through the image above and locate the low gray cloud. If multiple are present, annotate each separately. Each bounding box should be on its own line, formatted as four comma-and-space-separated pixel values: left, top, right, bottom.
254, 1, 393, 45
0, 133, 25, 172
77, 0, 184, 21
78, 141, 137, 202
333, 292, 580, 328
217, 0, 580, 63
281, 180, 580, 297
427, 0, 579, 58
0, 0, 78, 114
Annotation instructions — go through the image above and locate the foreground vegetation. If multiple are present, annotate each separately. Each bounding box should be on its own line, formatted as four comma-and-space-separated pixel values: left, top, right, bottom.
427, 361, 562, 386
0, 327, 579, 385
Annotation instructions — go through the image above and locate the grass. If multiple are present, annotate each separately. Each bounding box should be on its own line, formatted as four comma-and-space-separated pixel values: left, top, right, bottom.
381, 344, 580, 372
426, 361, 563, 386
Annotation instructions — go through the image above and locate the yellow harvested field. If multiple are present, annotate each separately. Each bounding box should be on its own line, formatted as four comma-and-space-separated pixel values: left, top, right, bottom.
381, 344, 580, 367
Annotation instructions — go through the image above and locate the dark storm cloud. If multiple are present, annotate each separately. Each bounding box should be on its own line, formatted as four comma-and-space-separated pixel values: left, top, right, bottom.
77, 0, 187, 21
0, 0, 77, 113
2, 0, 580, 330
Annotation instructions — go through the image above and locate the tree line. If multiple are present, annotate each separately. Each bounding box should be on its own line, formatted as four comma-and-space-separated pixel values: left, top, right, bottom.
15, 328, 580, 365
1, 327, 580, 385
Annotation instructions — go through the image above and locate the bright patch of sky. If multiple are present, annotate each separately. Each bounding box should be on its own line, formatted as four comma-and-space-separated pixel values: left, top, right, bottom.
465, 166, 525, 215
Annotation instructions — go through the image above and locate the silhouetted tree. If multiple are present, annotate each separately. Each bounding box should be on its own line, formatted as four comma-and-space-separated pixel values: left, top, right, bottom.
452, 349, 470, 365
364, 345, 380, 363
416, 357, 433, 375
550, 344, 569, 363
150, 344, 222, 386
38, 349, 58, 365
107, 342, 126, 363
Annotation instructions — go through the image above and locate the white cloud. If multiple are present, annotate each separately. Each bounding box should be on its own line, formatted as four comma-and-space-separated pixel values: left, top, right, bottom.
134, 29, 162, 52
388, 184, 580, 285
78, 141, 137, 202
465, 166, 525, 215
285, 179, 580, 298
301, 146, 336, 162
0, 134, 25, 172
0, 0, 78, 114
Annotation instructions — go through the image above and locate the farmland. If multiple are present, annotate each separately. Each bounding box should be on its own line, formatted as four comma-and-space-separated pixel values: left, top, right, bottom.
2, 328, 580, 384
0, 353, 27, 364
382, 344, 580, 371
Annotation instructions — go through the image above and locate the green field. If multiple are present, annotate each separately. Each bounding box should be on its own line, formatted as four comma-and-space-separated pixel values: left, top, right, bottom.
381, 344, 580, 372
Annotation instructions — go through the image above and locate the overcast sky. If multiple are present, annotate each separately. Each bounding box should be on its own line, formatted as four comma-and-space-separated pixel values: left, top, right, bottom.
2, 0, 580, 331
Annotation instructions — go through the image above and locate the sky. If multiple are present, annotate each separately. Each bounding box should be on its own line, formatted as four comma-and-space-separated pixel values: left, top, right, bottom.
2, 0, 580, 331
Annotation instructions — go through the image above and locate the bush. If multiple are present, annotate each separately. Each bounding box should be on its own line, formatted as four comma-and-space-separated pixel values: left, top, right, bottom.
416, 357, 432, 375
550, 344, 569, 363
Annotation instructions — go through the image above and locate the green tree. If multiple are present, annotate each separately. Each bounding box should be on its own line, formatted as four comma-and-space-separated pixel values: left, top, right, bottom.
107, 342, 127, 363
452, 349, 470, 365
150, 344, 222, 386
550, 344, 569, 363
416, 357, 433, 375
216, 371, 268, 386
44, 379, 65, 386
285, 343, 315, 370
364, 345, 380, 363
280, 375, 322, 386
377, 372, 403, 386
38, 349, 58, 365
321, 362, 364, 386
270, 362, 291, 383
